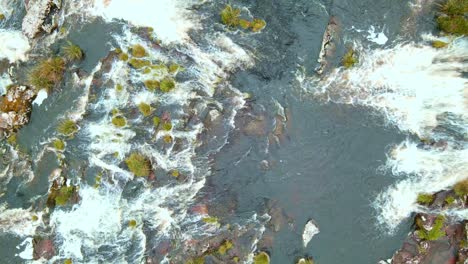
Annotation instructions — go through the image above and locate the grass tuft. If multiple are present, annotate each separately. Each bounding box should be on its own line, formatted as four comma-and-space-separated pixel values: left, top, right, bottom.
62, 41, 83, 62
125, 153, 151, 177
254, 251, 270, 264
129, 58, 151, 69
153, 116, 160, 128
53, 139, 65, 150
220, 5, 241, 27
57, 119, 78, 136
112, 116, 127, 127
417, 215, 446, 241
251, 18, 267, 32
29, 57, 66, 90
160, 78, 176, 93
131, 44, 147, 58
144, 80, 159, 91
342, 48, 358, 68
454, 179, 468, 197
432, 40, 449, 48
138, 103, 152, 117
417, 193, 434, 205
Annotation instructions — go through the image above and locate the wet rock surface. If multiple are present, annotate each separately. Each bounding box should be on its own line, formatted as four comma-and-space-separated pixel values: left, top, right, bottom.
385, 189, 467, 264
0, 85, 36, 139
22, 0, 61, 38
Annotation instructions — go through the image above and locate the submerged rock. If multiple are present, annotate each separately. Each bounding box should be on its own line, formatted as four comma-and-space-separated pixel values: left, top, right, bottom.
33, 238, 55, 260
0, 85, 36, 139
316, 16, 340, 75
302, 219, 320, 247
22, 0, 61, 38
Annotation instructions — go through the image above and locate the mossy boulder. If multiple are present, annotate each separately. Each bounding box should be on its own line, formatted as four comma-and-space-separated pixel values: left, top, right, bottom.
251, 18, 266, 32
125, 153, 151, 177
129, 58, 151, 69
131, 44, 147, 58
53, 139, 65, 150
138, 103, 152, 117
342, 48, 358, 68
47, 180, 78, 208
254, 251, 270, 264
112, 116, 127, 127
416, 215, 446, 241
432, 40, 448, 49
160, 78, 176, 93
144, 80, 159, 91
0, 85, 36, 139
297, 258, 314, 264
57, 119, 78, 136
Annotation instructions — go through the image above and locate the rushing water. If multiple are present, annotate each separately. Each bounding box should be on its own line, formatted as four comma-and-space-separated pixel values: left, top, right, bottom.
0, 0, 466, 263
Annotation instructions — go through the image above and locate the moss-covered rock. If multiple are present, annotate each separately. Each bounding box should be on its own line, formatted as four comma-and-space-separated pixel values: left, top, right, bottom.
454, 179, 468, 197
0, 14, 6, 20
128, 219, 137, 228
220, 5, 241, 27
119, 53, 129, 61
131, 44, 147, 58
251, 18, 266, 32
162, 122, 172, 131
416, 193, 434, 205
53, 139, 65, 150
160, 78, 176, 93
144, 80, 159, 91
57, 119, 78, 136
153, 116, 161, 128
218, 240, 233, 255
47, 180, 78, 207
297, 258, 314, 264
416, 215, 446, 241
432, 40, 448, 49
254, 251, 270, 264
342, 48, 358, 68
125, 152, 151, 177
112, 116, 127, 127
129, 58, 151, 69
138, 103, 152, 117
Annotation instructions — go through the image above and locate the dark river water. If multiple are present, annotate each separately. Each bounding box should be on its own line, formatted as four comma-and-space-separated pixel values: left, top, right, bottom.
1, 0, 460, 263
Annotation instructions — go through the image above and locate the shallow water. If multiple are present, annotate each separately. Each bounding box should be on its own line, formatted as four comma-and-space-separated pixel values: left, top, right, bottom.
0, 0, 466, 263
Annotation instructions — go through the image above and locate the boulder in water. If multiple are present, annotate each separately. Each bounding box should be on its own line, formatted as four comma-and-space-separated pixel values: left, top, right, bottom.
302, 219, 319, 247
0, 85, 36, 139
22, 0, 61, 39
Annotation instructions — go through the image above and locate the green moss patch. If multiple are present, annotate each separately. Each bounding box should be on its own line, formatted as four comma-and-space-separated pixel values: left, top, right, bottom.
119, 53, 129, 61
254, 252, 270, 264
138, 103, 152, 117
417, 193, 434, 205
251, 18, 267, 32
432, 40, 448, 48
160, 78, 176, 93
53, 139, 65, 150
342, 48, 358, 68
131, 44, 147, 58
454, 179, 468, 196
57, 119, 78, 136
417, 215, 446, 241
220, 5, 241, 27
437, 0, 468, 35
129, 58, 151, 69
153, 116, 161, 128
144, 80, 159, 91
112, 116, 127, 127
125, 153, 151, 177
218, 240, 233, 255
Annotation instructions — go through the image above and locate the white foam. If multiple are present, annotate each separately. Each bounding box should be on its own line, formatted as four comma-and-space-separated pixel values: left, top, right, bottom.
0, 30, 30, 63
32, 89, 48, 106
90, 0, 198, 44
0, 204, 42, 237
367, 26, 388, 45
0, 72, 12, 95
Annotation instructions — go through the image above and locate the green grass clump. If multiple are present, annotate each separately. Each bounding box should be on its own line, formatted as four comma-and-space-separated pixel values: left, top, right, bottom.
440, 0, 468, 16
432, 40, 449, 48
254, 252, 270, 264
160, 78, 176, 92
169, 64, 182, 74
162, 122, 172, 131
437, 0, 468, 35
251, 18, 267, 32
454, 179, 468, 196
437, 16, 468, 35
116, 84, 124, 92
53, 139, 65, 150
138, 103, 152, 117
131, 44, 147, 58
153, 116, 160, 128
417, 193, 434, 205
55, 186, 75, 206
29, 57, 66, 90
7, 133, 16, 145
220, 5, 241, 27
112, 116, 127, 127
0, 14, 5, 20
239, 19, 251, 29
417, 215, 446, 241
342, 48, 358, 68
445, 195, 455, 205
129, 58, 151, 69
297, 258, 314, 264
218, 240, 233, 255
128, 219, 137, 227
202, 216, 219, 224
144, 80, 159, 91
125, 153, 151, 177
119, 53, 129, 61
57, 119, 78, 136
62, 41, 83, 62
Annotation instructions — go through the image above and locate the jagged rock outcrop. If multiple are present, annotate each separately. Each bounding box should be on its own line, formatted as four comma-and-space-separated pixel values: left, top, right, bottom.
22, 0, 61, 39
316, 16, 340, 75
0, 85, 36, 139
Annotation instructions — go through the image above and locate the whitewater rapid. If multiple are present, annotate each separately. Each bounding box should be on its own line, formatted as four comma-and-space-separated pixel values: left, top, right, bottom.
303, 35, 467, 232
